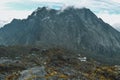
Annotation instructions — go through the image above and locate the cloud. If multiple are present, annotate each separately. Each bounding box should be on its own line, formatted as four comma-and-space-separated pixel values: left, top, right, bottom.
0, 20, 8, 27
1, 0, 120, 12
0, 0, 21, 10
111, 0, 120, 3
96, 13, 120, 25
0, 10, 32, 21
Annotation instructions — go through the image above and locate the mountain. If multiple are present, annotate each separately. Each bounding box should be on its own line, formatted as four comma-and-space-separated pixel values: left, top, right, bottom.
0, 7, 120, 64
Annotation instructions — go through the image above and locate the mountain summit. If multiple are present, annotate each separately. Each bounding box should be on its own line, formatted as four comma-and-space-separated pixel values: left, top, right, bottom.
0, 7, 120, 64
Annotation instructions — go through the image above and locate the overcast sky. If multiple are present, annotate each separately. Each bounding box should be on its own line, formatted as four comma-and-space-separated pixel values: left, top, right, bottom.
0, 0, 120, 27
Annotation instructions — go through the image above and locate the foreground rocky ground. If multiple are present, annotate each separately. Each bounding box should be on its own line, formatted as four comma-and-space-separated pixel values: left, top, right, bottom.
0, 47, 120, 80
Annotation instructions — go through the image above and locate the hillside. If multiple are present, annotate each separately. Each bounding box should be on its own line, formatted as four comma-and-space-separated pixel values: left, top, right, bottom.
0, 46, 120, 80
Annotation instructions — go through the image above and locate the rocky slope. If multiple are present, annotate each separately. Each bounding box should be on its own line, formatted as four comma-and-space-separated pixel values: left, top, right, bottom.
0, 7, 120, 64
0, 46, 120, 80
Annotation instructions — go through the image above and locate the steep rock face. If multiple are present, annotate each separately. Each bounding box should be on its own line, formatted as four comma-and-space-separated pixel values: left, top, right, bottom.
0, 7, 120, 64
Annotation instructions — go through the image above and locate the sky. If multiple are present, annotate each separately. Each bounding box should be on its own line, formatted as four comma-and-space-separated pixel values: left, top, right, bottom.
0, 0, 120, 27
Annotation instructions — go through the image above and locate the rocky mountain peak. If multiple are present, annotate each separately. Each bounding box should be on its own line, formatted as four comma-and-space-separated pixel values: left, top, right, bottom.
0, 7, 120, 64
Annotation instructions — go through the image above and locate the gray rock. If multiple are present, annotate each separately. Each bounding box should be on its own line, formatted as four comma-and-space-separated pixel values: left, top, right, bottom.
18, 66, 46, 80
0, 58, 13, 64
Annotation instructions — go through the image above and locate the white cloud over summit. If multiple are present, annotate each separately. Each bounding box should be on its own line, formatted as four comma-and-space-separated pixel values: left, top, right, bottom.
0, 0, 120, 27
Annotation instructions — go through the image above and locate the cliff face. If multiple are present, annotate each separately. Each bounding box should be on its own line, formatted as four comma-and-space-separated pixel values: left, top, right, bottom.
0, 7, 120, 64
